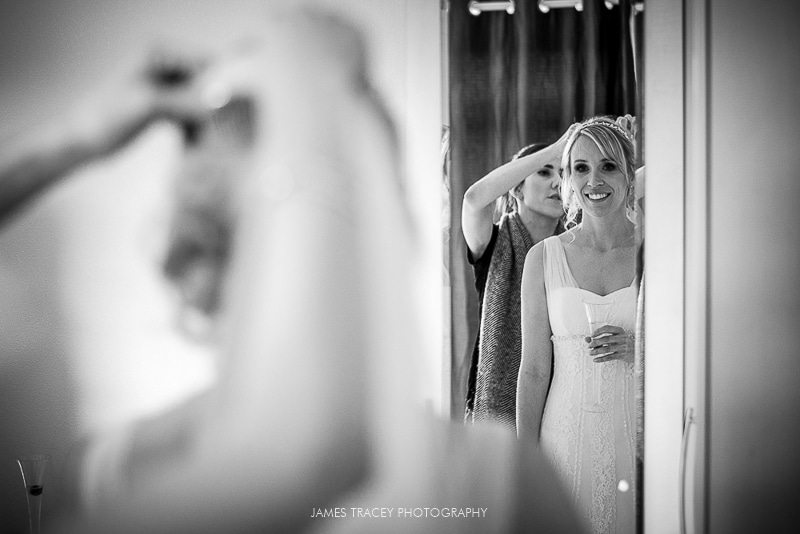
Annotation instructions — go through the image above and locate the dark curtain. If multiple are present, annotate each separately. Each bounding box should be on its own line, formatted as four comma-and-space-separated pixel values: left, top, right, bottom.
447, 0, 643, 415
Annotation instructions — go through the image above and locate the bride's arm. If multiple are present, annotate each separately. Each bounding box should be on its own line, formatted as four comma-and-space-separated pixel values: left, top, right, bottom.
517, 242, 553, 442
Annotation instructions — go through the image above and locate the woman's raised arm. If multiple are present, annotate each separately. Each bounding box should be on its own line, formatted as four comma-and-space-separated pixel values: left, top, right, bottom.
461, 131, 568, 259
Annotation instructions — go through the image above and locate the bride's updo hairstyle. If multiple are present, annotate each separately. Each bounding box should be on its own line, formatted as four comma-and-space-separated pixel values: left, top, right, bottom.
559, 116, 636, 229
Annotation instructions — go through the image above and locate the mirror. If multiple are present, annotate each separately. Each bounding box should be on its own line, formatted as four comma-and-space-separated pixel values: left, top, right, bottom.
443, 0, 644, 530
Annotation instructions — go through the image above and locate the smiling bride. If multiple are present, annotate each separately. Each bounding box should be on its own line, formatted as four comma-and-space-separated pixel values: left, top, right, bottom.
517, 116, 640, 534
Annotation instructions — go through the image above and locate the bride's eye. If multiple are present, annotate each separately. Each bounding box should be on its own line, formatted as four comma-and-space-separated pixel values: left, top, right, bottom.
602, 162, 618, 172
573, 163, 589, 173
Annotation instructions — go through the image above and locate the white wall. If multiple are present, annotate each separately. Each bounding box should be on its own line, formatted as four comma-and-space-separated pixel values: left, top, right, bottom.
647, 2, 800, 531
706, 0, 800, 531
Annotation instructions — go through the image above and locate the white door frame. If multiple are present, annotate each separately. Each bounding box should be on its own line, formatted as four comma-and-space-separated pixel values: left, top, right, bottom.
642, 1, 687, 532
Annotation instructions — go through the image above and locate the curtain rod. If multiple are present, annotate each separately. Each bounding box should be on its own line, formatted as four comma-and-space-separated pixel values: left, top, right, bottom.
468, 0, 644, 16
539, 1, 645, 13
467, 1, 515, 16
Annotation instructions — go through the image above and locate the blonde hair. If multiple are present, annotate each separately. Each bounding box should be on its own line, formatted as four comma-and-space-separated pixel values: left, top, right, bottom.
559, 117, 636, 229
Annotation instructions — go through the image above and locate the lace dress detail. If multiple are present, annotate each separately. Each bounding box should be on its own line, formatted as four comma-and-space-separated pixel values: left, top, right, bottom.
538, 237, 637, 534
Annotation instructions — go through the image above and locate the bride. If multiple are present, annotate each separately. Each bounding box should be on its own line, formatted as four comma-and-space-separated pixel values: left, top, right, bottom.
517, 116, 639, 534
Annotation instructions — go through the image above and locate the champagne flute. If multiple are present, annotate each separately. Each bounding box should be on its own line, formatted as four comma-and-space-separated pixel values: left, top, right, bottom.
583, 301, 613, 412
17, 454, 50, 534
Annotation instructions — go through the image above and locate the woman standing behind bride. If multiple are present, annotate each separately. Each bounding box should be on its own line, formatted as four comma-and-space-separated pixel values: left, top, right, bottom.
517, 116, 639, 534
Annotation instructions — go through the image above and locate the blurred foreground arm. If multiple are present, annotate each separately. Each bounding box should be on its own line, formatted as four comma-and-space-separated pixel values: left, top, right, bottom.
0, 52, 211, 227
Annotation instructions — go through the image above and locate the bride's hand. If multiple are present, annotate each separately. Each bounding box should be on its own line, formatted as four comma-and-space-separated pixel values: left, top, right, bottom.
585, 325, 635, 364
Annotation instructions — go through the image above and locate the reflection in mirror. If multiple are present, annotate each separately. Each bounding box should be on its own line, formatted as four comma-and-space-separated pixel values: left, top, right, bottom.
444, 0, 643, 531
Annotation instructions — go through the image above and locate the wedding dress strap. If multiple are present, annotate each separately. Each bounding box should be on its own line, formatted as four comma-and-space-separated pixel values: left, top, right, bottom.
542, 236, 577, 293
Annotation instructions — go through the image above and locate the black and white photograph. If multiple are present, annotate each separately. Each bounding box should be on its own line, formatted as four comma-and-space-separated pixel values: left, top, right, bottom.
0, 1, 798, 532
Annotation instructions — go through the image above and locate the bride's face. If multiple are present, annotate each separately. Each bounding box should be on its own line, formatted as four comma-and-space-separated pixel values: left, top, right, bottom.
568, 136, 629, 219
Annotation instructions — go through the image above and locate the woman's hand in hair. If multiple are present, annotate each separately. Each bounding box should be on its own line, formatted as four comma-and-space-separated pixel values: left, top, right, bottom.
69, 49, 216, 158
615, 114, 637, 141
555, 122, 581, 150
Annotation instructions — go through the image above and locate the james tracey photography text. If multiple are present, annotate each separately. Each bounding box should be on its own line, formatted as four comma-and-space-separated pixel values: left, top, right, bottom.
310, 507, 489, 519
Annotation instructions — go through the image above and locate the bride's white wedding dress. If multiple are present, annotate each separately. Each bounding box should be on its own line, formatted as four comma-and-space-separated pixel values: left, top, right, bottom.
539, 236, 636, 534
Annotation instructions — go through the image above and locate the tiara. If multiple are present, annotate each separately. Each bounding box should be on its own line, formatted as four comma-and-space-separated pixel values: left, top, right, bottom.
576, 116, 635, 143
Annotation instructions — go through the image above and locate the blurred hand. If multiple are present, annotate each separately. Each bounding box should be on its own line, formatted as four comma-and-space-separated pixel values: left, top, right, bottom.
585, 325, 635, 364
70, 48, 216, 158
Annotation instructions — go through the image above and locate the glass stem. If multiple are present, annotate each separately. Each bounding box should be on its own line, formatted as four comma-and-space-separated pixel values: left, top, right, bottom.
594, 361, 601, 405
25, 494, 41, 534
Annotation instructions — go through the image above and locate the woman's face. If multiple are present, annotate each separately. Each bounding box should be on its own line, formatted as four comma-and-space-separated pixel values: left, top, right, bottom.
568, 136, 629, 219
517, 154, 563, 219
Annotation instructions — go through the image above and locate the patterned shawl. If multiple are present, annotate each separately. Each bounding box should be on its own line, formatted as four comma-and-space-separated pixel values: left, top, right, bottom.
472, 212, 535, 430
